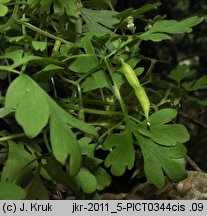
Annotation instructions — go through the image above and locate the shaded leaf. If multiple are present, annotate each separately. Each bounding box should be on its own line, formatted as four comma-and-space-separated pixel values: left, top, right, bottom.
68, 38, 99, 73
137, 134, 187, 188
0, 107, 14, 118
182, 76, 207, 91
117, 3, 161, 20
32, 41, 47, 51
140, 16, 203, 42
0, 182, 26, 200
50, 108, 81, 176
139, 33, 170, 42
0, 4, 8, 17
93, 167, 111, 190
169, 64, 195, 83
78, 137, 95, 156
5, 75, 50, 138
5, 74, 97, 175
102, 130, 135, 176
26, 169, 49, 200
74, 167, 97, 193
82, 8, 119, 33
1, 49, 41, 68
1, 141, 36, 182
148, 108, 177, 125
138, 124, 190, 146
81, 70, 110, 92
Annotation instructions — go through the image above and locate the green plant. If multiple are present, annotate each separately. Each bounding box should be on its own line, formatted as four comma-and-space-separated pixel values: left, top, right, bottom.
0, 0, 203, 199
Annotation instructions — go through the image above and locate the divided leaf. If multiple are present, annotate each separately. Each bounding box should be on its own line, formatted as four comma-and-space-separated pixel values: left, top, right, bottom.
137, 134, 187, 188
2, 49, 41, 68
102, 130, 135, 176
140, 16, 203, 42
117, 3, 161, 20
138, 124, 190, 146
82, 8, 119, 33
78, 137, 95, 157
1, 141, 36, 182
137, 109, 190, 146
169, 64, 195, 83
182, 76, 207, 91
32, 41, 47, 51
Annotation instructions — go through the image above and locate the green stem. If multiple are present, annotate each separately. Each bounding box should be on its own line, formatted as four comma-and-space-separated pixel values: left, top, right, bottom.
13, 18, 73, 45
52, 40, 61, 55
43, 130, 52, 153
90, 121, 126, 129
63, 54, 103, 62
22, 14, 27, 35
103, 58, 129, 123
77, 66, 101, 83
0, 133, 25, 142
0, 66, 20, 74
97, 120, 125, 146
60, 75, 83, 108
64, 104, 123, 116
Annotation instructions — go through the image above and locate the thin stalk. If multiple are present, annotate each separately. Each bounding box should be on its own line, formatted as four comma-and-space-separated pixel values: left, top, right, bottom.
103, 58, 129, 123
13, 18, 73, 45
0, 67, 20, 74
60, 75, 83, 108
64, 104, 123, 116
0, 133, 25, 142
90, 121, 126, 129
63, 54, 104, 62
22, 14, 27, 35
43, 130, 52, 153
97, 120, 125, 146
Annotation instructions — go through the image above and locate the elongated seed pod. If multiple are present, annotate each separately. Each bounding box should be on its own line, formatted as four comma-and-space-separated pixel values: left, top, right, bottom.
135, 86, 150, 123
121, 59, 150, 124
121, 59, 140, 89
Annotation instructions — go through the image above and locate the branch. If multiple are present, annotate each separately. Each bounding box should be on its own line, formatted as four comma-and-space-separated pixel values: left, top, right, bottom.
178, 111, 207, 128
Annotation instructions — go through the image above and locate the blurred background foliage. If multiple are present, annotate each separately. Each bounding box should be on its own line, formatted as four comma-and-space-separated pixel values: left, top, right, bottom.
116, 0, 207, 170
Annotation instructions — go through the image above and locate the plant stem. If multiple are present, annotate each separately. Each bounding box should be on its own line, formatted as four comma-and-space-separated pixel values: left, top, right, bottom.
60, 75, 83, 108
0, 133, 25, 142
43, 130, 52, 153
13, 18, 73, 45
97, 120, 125, 145
64, 104, 123, 116
0, 67, 20, 74
103, 58, 129, 123
90, 121, 126, 129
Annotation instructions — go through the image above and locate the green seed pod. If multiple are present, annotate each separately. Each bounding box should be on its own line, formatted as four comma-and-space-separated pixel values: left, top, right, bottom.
121, 58, 150, 125
121, 59, 140, 89
135, 86, 150, 124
